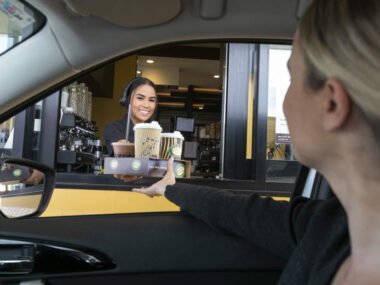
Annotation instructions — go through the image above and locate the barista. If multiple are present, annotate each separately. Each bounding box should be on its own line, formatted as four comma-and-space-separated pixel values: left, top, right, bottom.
104, 77, 158, 155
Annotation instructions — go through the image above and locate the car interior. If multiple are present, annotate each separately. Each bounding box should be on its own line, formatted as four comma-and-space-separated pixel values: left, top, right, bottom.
0, 0, 333, 284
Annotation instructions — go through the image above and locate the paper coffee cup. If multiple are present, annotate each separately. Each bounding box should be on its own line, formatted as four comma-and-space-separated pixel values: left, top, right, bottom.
160, 131, 184, 160
112, 139, 135, 157
134, 121, 162, 158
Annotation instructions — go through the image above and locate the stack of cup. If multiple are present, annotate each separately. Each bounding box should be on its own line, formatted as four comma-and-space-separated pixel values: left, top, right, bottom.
133, 121, 162, 158
160, 131, 184, 160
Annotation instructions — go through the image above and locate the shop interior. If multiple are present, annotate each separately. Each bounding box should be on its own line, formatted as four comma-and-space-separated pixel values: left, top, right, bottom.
0, 42, 299, 186
55, 43, 224, 178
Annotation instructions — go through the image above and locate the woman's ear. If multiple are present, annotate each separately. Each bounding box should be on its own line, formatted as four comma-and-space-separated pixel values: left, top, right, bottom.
322, 77, 352, 131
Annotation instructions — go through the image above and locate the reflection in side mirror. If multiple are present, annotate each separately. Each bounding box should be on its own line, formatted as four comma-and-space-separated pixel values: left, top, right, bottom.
0, 158, 55, 218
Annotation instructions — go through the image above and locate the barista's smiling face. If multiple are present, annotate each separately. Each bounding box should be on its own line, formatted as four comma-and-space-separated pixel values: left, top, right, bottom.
130, 84, 157, 123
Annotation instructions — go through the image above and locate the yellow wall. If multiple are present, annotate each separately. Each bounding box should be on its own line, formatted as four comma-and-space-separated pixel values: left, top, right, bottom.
40, 188, 179, 217
92, 55, 137, 141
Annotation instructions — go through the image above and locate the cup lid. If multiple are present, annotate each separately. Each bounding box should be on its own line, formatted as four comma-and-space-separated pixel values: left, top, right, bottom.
160, 131, 184, 139
133, 121, 162, 131
112, 142, 134, 146
112, 139, 134, 145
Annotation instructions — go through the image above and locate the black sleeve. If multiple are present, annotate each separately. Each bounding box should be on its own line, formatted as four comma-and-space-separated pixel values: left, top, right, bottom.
288, 196, 334, 243
165, 183, 296, 259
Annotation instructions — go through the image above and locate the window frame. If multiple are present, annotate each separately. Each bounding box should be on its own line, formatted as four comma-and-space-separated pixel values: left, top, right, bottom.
223, 42, 299, 191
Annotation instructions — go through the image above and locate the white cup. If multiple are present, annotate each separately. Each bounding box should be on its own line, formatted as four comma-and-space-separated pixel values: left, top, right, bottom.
133, 121, 162, 158
160, 131, 184, 160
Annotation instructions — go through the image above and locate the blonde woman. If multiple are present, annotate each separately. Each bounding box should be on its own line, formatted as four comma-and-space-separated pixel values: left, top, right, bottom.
133, 0, 380, 284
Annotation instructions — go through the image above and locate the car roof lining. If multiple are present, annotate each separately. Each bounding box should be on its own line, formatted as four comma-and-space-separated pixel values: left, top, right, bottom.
0, 0, 299, 119
63, 0, 182, 28
30, 0, 298, 70
296, 0, 314, 19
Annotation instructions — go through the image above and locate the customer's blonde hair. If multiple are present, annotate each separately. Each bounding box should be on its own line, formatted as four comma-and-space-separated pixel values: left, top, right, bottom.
299, 0, 380, 136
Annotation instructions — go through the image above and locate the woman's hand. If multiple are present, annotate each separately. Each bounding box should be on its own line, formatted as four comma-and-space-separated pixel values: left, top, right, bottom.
22, 169, 44, 185
133, 157, 176, 198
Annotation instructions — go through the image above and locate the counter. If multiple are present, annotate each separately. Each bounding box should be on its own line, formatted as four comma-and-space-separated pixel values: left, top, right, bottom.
55, 173, 294, 195
1, 174, 293, 218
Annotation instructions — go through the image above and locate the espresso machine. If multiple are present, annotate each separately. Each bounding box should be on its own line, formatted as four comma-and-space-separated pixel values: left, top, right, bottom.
57, 112, 101, 173
57, 82, 103, 173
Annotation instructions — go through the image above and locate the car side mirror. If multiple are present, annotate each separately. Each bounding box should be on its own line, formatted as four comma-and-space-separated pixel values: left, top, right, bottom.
0, 157, 55, 218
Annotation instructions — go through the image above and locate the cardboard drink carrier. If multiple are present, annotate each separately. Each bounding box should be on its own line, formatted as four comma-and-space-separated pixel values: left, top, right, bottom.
104, 157, 190, 178
104, 121, 190, 178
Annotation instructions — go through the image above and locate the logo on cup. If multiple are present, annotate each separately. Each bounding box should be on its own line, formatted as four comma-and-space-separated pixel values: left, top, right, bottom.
131, 159, 142, 171
169, 144, 182, 158
110, 159, 119, 169
174, 165, 185, 178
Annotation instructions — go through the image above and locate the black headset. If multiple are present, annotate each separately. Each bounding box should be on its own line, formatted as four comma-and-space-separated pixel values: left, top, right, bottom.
119, 78, 138, 107
119, 77, 157, 107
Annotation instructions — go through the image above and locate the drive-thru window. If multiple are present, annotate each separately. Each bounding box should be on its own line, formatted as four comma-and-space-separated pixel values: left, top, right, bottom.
0, 42, 298, 216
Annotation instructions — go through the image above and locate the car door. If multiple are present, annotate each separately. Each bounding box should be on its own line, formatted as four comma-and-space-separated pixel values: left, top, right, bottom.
0, 167, 323, 285
0, 205, 288, 284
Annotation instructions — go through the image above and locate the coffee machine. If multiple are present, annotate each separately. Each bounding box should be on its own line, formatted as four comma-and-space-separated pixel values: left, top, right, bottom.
57, 112, 101, 173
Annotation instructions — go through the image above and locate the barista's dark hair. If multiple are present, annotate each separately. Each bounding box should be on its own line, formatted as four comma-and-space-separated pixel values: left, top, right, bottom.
120, 77, 157, 107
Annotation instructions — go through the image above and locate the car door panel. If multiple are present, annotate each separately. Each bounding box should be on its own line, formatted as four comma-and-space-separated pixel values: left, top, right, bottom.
46, 270, 282, 285
0, 212, 286, 284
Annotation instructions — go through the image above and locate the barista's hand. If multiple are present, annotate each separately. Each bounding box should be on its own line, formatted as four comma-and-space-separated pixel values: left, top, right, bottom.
133, 157, 176, 198
114, 175, 143, 183
22, 169, 44, 185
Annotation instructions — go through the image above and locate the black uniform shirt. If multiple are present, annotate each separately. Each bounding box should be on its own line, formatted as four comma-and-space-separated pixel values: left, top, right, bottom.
104, 113, 134, 155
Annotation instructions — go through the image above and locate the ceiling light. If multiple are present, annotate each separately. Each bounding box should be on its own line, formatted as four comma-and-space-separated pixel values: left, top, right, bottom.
136, 70, 141, 74
213, 75, 220, 79
199, 107, 204, 110
146, 59, 154, 64
193, 104, 204, 109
